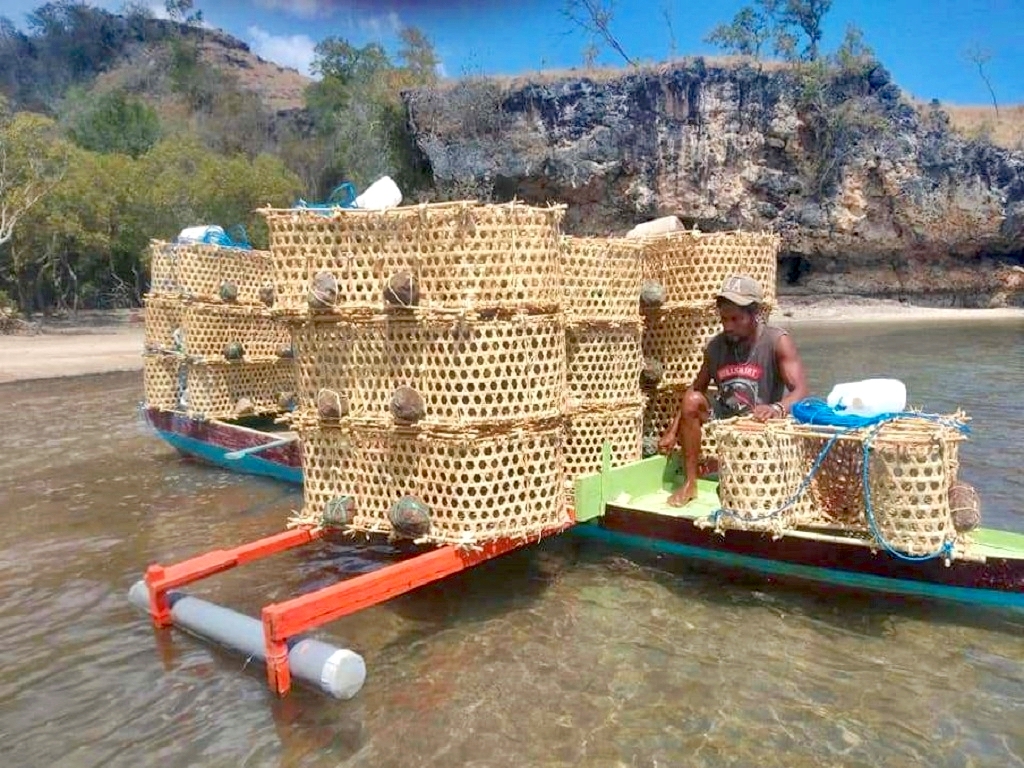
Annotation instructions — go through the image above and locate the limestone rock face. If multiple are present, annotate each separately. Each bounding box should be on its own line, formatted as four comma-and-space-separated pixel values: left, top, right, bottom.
405, 60, 1024, 306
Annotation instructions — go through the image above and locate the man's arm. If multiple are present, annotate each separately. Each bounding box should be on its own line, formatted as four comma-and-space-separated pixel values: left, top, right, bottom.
774, 333, 809, 414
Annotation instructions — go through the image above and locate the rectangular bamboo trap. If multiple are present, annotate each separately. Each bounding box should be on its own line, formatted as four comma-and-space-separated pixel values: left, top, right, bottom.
559, 236, 644, 326
290, 314, 566, 428
184, 360, 297, 420
148, 240, 179, 296
143, 296, 184, 353
175, 243, 276, 306
641, 230, 779, 310
297, 422, 569, 546
181, 303, 292, 362
784, 418, 966, 556
259, 201, 566, 319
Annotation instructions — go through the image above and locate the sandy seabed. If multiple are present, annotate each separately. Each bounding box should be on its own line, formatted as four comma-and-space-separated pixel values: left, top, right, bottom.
0, 300, 1021, 384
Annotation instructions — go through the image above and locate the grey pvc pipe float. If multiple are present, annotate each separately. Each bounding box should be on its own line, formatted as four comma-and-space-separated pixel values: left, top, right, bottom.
128, 580, 365, 699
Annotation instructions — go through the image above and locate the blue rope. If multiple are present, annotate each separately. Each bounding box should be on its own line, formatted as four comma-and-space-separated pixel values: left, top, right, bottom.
198, 224, 252, 250
296, 182, 358, 211
709, 398, 970, 561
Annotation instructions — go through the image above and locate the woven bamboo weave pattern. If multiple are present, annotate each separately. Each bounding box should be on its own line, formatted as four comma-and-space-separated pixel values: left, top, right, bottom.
641, 230, 779, 309
707, 419, 812, 530
185, 360, 297, 419
863, 421, 961, 556
143, 296, 184, 352
560, 236, 643, 325
566, 324, 643, 408
175, 244, 275, 305
143, 355, 183, 411
298, 424, 567, 546
261, 201, 566, 318
641, 308, 720, 388
564, 405, 643, 487
183, 303, 291, 361
292, 315, 566, 426
148, 240, 179, 295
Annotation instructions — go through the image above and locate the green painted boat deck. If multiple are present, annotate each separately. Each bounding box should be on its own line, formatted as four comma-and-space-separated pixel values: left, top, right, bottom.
574, 450, 1024, 562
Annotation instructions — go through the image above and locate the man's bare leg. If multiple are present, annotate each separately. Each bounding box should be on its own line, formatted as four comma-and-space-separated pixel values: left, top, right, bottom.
667, 390, 710, 507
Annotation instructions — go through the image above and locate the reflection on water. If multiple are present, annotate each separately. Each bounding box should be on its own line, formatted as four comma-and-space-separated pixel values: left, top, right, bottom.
0, 321, 1022, 768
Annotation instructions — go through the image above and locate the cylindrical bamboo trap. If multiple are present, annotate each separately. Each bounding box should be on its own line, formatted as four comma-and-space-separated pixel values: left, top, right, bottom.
290, 314, 566, 428
641, 307, 721, 389
566, 323, 644, 410
296, 422, 568, 547
259, 201, 567, 320
640, 230, 779, 310
559, 236, 644, 326
563, 403, 644, 496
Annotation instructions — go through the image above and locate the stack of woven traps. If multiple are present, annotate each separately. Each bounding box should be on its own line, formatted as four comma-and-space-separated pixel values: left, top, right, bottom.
638, 229, 781, 472
259, 201, 573, 548
560, 236, 645, 501
783, 415, 970, 555
141, 239, 296, 420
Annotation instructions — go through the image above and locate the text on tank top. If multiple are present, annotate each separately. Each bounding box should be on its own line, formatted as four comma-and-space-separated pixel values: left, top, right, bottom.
705, 324, 788, 418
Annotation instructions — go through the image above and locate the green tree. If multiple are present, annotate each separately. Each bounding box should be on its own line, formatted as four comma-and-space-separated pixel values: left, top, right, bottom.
68, 89, 161, 157
780, 0, 832, 61
0, 109, 68, 248
704, 0, 832, 62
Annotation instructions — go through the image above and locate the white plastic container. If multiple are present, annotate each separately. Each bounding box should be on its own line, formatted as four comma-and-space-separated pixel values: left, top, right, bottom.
826, 378, 907, 418
354, 175, 403, 211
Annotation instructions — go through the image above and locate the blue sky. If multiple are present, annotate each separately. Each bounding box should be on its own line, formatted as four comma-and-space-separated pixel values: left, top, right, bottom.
3, 1, 1022, 105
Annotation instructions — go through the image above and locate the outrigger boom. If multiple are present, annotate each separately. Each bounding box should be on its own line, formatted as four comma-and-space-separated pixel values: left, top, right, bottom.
130, 519, 575, 699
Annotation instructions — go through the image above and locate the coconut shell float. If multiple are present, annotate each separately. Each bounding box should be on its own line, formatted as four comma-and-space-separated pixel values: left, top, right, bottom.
308, 271, 339, 310
640, 280, 666, 310
383, 271, 419, 308
390, 386, 426, 423
640, 357, 664, 389
233, 397, 255, 417
223, 341, 245, 361
949, 481, 982, 533
219, 280, 239, 303
259, 284, 276, 307
316, 389, 349, 421
388, 495, 431, 540
277, 343, 295, 359
323, 496, 355, 529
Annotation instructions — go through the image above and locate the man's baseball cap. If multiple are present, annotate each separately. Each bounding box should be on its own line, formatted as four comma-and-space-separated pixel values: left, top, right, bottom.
717, 274, 764, 306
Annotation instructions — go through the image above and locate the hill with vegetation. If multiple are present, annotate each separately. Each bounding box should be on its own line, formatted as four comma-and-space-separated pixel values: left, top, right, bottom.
0, 0, 1020, 316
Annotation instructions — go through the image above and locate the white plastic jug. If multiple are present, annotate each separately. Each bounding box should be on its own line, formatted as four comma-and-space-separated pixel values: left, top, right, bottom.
354, 175, 403, 211
826, 378, 907, 418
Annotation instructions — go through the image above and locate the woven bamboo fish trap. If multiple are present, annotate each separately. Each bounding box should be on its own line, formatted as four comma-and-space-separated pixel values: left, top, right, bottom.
641, 307, 721, 389
259, 201, 566, 320
705, 418, 813, 532
175, 243, 276, 306
182, 303, 292, 362
148, 240, 179, 296
566, 323, 643, 409
183, 360, 297, 419
563, 404, 643, 498
296, 422, 568, 547
143, 296, 184, 353
143, 354, 184, 411
290, 314, 566, 427
786, 417, 966, 556
641, 230, 779, 310
559, 236, 644, 326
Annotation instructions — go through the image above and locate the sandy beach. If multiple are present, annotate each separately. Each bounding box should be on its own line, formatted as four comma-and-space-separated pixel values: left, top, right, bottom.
0, 300, 1021, 384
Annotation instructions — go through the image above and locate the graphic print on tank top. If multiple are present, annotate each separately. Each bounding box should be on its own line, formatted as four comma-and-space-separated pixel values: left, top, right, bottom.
715, 360, 762, 416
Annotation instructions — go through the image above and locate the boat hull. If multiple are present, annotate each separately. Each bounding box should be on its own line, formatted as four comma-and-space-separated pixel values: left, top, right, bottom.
143, 407, 303, 485
577, 506, 1024, 610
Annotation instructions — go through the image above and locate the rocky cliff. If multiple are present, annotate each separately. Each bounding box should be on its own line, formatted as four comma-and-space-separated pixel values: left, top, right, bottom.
405, 60, 1024, 306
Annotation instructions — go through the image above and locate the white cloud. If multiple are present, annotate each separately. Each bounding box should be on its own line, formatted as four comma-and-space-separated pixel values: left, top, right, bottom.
356, 11, 402, 37
246, 26, 318, 77
253, 0, 327, 20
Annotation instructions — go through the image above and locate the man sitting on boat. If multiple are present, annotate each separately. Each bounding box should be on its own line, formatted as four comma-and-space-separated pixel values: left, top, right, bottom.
657, 274, 810, 507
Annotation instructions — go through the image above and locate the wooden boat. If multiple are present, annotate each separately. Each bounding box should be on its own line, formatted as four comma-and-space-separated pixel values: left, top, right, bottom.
571, 452, 1024, 611
142, 406, 302, 485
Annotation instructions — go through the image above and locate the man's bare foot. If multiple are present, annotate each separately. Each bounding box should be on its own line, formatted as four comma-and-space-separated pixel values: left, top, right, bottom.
667, 479, 697, 507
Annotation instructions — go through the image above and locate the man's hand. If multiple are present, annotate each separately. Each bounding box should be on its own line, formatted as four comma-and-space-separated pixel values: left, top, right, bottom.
751, 403, 784, 422
657, 430, 676, 454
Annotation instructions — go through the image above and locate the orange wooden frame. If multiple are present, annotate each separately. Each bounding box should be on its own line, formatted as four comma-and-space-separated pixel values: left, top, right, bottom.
141, 517, 575, 697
